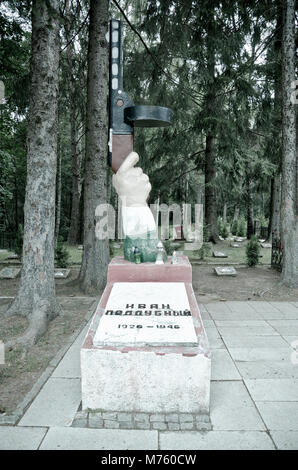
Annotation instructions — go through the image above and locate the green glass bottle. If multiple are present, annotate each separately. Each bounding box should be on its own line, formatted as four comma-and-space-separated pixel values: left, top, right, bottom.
133, 247, 141, 264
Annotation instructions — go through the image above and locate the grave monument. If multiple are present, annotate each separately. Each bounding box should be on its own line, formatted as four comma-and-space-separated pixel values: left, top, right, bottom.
80, 20, 211, 426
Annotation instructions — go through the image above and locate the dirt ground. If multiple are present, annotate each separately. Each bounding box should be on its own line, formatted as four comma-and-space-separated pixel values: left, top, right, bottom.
0, 263, 298, 416
192, 264, 298, 302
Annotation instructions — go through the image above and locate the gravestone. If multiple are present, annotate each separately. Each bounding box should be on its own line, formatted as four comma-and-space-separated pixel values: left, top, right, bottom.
81, 258, 211, 415
214, 266, 237, 276
93, 282, 198, 348
54, 269, 70, 279
230, 243, 240, 248
213, 251, 227, 258
235, 237, 245, 242
261, 243, 272, 249
0, 267, 21, 279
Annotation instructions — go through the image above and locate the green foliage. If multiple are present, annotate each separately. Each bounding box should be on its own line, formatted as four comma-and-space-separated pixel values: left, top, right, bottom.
162, 240, 175, 256
55, 238, 70, 268
237, 217, 247, 237
246, 236, 260, 267
197, 242, 212, 260
217, 217, 223, 236
221, 223, 229, 240
231, 219, 238, 236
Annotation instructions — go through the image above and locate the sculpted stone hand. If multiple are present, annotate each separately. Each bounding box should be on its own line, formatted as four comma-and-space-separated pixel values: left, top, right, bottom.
112, 152, 151, 207
112, 151, 161, 263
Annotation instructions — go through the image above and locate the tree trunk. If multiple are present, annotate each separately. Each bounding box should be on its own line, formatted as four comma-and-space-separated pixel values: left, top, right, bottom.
280, 0, 298, 286
246, 176, 254, 240
55, 135, 62, 246
65, 3, 82, 246
205, 134, 218, 242
78, 0, 109, 294
5, 0, 61, 347
268, 175, 281, 242
204, 13, 218, 243
222, 203, 227, 225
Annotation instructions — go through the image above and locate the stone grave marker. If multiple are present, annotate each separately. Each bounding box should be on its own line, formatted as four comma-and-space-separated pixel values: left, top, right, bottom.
214, 266, 237, 276
230, 243, 240, 248
0, 267, 21, 279
213, 251, 227, 258
93, 282, 198, 348
261, 243, 272, 249
54, 269, 70, 279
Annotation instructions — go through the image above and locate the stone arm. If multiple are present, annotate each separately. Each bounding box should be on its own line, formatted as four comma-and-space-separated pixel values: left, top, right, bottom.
112, 152, 159, 262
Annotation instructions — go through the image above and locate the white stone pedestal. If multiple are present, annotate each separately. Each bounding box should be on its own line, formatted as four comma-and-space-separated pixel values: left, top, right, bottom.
80, 257, 211, 416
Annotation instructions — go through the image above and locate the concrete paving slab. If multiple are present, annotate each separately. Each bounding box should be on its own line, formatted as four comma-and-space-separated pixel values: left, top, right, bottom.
214, 320, 270, 327
18, 377, 81, 427
245, 378, 298, 401
205, 327, 225, 349
217, 325, 278, 337
223, 335, 289, 349
224, 301, 257, 313
269, 302, 298, 314
204, 303, 232, 314
229, 348, 293, 362
268, 320, 298, 337
208, 310, 263, 321
270, 431, 298, 450
210, 381, 265, 430
236, 360, 298, 379
211, 349, 241, 380
246, 302, 281, 313
51, 324, 89, 378
159, 431, 275, 450
256, 402, 298, 430
0, 426, 47, 450
259, 311, 298, 320
39, 427, 158, 450
200, 311, 211, 320
282, 336, 298, 348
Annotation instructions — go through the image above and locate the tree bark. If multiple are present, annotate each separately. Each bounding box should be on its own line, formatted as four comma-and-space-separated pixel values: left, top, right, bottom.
78, 0, 109, 293
55, 134, 62, 246
204, 12, 219, 243
5, 0, 61, 347
205, 133, 218, 242
280, 0, 298, 286
65, 2, 83, 246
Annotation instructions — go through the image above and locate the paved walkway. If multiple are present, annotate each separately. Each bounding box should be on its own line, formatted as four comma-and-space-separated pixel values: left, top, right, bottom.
1, 300, 298, 450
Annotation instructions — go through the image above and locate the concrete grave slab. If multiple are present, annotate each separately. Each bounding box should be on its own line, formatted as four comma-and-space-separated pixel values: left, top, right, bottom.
54, 269, 70, 279
213, 251, 227, 258
81, 258, 211, 416
214, 266, 237, 276
230, 243, 240, 248
0, 267, 21, 279
93, 282, 198, 348
261, 243, 272, 248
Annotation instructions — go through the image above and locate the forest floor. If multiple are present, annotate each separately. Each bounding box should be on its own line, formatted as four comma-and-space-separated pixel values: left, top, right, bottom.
0, 245, 298, 416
